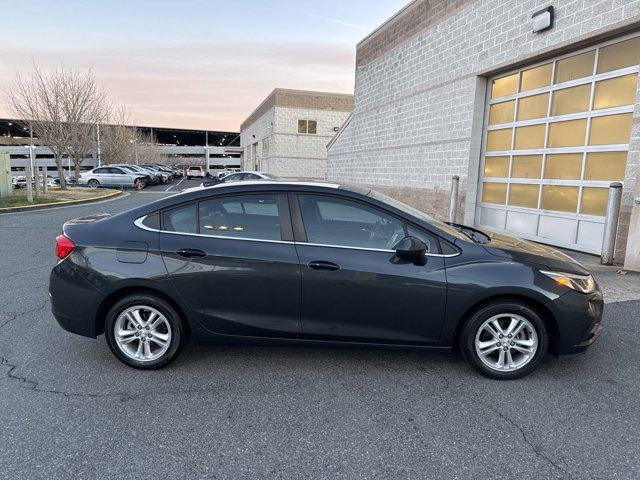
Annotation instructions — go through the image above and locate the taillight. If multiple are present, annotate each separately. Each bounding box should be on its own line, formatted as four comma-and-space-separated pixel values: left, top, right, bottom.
55, 235, 75, 260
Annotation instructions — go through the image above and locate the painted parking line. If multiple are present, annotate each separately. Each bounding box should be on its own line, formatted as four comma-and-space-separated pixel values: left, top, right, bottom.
165, 177, 185, 192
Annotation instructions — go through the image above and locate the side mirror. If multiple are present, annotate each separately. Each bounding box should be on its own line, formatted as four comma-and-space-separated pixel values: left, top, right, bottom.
395, 236, 427, 262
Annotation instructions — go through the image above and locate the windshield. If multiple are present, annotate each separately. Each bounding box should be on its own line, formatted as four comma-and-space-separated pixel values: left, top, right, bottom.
367, 189, 469, 241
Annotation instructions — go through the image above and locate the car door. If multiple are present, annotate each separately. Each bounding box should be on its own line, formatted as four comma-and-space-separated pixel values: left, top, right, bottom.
291, 193, 448, 345
109, 167, 129, 187
159, 192, 302, 338
91, 167, 109, 184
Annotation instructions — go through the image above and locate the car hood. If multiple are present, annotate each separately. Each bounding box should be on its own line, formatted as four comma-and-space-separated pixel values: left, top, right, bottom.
481, 230, 590, 275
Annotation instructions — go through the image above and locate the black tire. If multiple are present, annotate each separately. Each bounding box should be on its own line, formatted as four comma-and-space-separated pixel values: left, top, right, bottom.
88, 179, 99, 187
104, 293, 187, 369
459, 300, 548, 380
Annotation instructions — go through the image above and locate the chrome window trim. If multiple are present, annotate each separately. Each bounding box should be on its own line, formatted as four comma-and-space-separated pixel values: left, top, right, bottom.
134, 215, 293, 245
134, 215, 461, 257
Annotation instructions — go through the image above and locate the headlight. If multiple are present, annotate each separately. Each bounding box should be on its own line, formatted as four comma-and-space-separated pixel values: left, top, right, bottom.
540, 270, 596, 294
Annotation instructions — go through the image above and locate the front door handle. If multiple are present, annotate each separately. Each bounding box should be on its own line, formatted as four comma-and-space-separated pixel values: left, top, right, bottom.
307, 260, 340, 271
176, 248, 207, 258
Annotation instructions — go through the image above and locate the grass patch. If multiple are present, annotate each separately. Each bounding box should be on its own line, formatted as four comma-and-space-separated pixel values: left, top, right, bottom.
0, 187, 120, 209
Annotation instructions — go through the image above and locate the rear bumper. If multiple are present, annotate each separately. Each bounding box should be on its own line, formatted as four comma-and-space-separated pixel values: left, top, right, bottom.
49, 258, 102, 338
547, 288, 604, 355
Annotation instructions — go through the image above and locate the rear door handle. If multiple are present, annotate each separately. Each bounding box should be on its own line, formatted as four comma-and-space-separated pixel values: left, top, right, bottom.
176, 248, 207, 258
307, 260, 340, 271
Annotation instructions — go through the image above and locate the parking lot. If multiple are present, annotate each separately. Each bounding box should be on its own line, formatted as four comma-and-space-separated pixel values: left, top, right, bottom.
1, 184, 640, 480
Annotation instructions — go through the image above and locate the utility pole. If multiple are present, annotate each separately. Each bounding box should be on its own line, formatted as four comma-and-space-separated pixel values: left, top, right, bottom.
30, 127, 41, 196
96, 123, 102, 167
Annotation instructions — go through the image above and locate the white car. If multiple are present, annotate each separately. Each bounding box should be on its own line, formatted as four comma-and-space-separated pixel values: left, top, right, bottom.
77, 166, 149, 189
186, 166, 205, 179
221, 171, 280, 183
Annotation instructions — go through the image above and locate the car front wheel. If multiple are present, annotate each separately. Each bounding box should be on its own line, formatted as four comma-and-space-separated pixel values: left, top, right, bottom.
105, 294, 186, 369
459, 300, 548, 380
88, 179, 99, 187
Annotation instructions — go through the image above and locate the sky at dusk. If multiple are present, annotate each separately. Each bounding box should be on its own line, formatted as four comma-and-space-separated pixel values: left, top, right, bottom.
0, 0, 409, 131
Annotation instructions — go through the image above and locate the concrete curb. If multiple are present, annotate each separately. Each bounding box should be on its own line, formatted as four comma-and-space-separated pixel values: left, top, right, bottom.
0, 190, 123, 214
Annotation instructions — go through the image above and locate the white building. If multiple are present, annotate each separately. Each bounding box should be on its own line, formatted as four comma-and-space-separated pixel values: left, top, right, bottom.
328, 0, 640, 271
240, 89, 353, 178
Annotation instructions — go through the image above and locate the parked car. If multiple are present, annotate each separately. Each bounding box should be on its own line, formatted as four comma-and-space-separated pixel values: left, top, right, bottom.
140, 165, 171, 183
112, 164, 162, 185
49, 180, 603, 379
143, 163, 176, 179
77, 166, 149, 189
12, 176, 25, 189
186, 166, 205, 179
202, 171, 280, 187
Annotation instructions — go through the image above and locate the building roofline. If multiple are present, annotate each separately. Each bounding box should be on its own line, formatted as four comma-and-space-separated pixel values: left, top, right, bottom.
240, 88, 354, 131
357, 0, 419, 47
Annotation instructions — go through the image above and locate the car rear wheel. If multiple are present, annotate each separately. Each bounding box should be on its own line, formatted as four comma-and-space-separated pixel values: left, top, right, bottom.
88, 179, 99, 187
459, 300, 548, 380
105, 294, 186, 369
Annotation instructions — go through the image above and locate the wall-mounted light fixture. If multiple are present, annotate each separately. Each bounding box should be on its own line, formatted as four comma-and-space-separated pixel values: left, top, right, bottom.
532, 6, 554, 33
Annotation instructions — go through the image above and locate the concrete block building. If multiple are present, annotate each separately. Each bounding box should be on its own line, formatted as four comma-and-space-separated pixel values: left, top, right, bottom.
240, 89, 353, 178
328, 0, 640, 271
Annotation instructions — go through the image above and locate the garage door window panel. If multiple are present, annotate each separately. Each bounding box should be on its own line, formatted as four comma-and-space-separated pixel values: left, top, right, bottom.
555, 51, 596, 83
517, 93, 549, 121
520, 64, 552, 92
580, 188, 609, 216
484, 156, 510, 178
541, 186, 579, 213
548, 119, 587, 148
594, 74, 638, 110
544, 154, 583, 180
551, 84, 592, 116
584, 152, 628, 181
491, 73, 519, 99
489, 100, 515, 125
589, 113, 633, 145
508, 184, 540, 208
481, 183, 507, 205
511, 155, 542, 179
597, 37, 640, 74
514, 124, 546, 150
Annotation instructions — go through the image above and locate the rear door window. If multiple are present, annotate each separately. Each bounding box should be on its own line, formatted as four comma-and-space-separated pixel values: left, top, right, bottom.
198, 194, 281, 241
163, 204, 197, 234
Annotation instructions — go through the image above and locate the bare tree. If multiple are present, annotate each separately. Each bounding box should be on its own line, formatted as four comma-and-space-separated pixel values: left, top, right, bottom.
100, 107, 166, 166
100, 105, 136, 165
63, 71, 109, 180
135, 130, 166, 165
7, 65, 71, 189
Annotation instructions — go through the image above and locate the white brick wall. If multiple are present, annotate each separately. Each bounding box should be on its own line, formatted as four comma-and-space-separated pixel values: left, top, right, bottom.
240, 106, 274, 171
242, 105, 351, 178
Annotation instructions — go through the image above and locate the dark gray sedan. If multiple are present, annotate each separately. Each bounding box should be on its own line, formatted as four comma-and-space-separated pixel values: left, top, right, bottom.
49, 181, 603, 379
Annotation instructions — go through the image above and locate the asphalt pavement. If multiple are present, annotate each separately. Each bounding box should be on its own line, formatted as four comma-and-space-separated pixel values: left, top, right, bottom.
1, 178, 639, 479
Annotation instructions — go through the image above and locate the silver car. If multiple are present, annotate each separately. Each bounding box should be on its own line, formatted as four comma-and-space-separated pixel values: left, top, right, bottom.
113, 164, 162, 185
77, 166, 149, 189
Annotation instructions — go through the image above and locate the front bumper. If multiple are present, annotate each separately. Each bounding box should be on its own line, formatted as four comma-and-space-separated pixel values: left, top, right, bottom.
547, 288, 604, 355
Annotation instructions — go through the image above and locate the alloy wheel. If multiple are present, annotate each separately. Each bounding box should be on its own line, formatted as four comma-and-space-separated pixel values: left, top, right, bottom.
113, 305, 172, 362
474, 313, 538, 372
